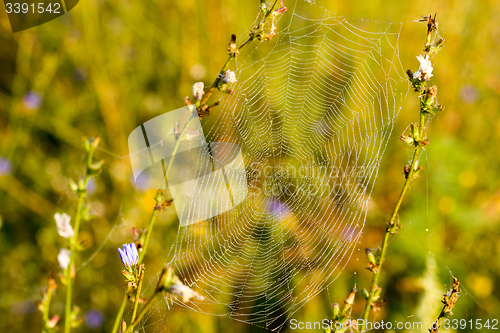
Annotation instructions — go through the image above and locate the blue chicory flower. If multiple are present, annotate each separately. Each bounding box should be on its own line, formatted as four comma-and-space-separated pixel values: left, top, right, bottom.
22, 91, 42, 110
118, 243, 139, 270
0, 157, 12, 176
84, 309, 104, 329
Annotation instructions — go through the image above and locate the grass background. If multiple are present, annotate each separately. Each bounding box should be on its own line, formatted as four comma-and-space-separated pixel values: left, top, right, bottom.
0, 0, 499, 331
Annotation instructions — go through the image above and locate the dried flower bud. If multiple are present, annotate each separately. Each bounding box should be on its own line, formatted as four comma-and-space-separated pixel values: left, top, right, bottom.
48, 274, 57, 292
366, 248, 376, 265
428, 85, 438, 97
344, 288, 356, 306
400, 134, 414, 146
88, 160, 105, 174
361, 288, 369, 300
273, 0, 287, 16
84, 136, 101, 152
228, 34, 239, 57
332, 303, 340, 318
47, 315, 60, 328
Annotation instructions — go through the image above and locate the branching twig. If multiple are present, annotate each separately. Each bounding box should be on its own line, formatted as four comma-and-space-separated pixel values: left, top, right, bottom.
114, 3, 288, 331
429, 277, 461, 333
359, 14, 445, 332
197, 0, 284, 117
64, 137, 103, 333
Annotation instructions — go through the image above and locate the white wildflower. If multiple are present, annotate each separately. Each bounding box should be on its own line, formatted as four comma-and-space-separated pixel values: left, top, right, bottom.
192, 82, 204, 100
54, 213, 74, 239
170, 280, 204, 303
413, 55, 433, 81
222, 70, 237, 84
58, 249, 71, 270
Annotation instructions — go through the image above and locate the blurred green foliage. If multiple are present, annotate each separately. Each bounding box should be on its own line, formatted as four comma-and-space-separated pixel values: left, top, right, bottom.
0, 0, 499, 332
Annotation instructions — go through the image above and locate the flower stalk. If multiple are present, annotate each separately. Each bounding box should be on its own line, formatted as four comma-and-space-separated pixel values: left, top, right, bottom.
196, 0, 286, 118
359, 14, 445, 332
39, 274, 58, 332
64, 137, 103, 333
123, 266, 203, 333
111, 292, 129, 333
429, 277, 461, 333
131, 264, 145, 324
116, 3, 286, 331
123, 291, 161, 333
326, 289, 358, 333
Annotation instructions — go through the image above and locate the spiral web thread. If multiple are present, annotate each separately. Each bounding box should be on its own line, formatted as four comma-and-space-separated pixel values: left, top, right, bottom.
140, 1, 409, 331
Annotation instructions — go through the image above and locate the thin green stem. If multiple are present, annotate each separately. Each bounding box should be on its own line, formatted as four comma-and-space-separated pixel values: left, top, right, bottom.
138, 209, 158, 263
64, 141, 95, 333
64, 190, 86, 333
199, 57, 233, 107
165, 115, 196, 177
42, 286, 53, 327
131, 265, 145, 323
359, 15, 444, 331
198, 0, 279, 108
123, 291, 161, 333
111, 292, 128, 333
359, 147, 422, 332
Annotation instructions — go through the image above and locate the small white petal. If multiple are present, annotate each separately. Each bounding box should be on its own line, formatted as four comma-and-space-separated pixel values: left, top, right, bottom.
54, 213, 74, 239
192, 82, 205, 100
222, 70, 237, 84
414, 55, 433, 81
58, 249, 71, 270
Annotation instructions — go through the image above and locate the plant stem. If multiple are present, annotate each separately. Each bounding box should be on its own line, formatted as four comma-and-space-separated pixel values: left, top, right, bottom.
42, 291, 52, 322
131, 265, 145, 323
359, 146, 422, 332
64, 190, 86, 333
138, 209, 158, 263
64, 139, 98, 333
111, 292, 128, 333
123, 291, 161, 333
165, 115, 196, 177
121, 5, 285, 330
42, 282, 54, 327
429, 277, 461, 333
359, 14, 445, 331
138, 113, 195, 264
198, 0, 280, 109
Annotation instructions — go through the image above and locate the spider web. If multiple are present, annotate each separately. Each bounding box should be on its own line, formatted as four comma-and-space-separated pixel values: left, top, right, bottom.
140, 1, 409, 331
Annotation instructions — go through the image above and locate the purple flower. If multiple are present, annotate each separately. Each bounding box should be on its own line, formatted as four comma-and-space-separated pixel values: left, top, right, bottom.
460, 84, 479, 104
84, 309, 104, 329
268, 198, 290, 216
22, 91, 42, 110
118, 243, 139, 269
0, 157, 12, 175
86, 177, 97, 195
